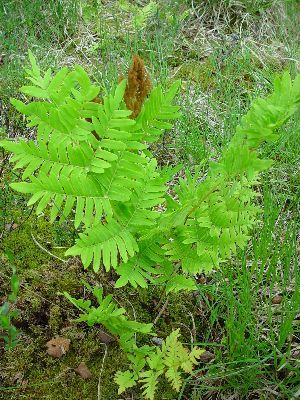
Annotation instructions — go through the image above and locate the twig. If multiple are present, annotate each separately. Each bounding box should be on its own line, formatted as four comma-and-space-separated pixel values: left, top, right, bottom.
31, 232, 67, 263
153, 298, 169, 325
97, 343, 108, 400
189, 311, 196, 344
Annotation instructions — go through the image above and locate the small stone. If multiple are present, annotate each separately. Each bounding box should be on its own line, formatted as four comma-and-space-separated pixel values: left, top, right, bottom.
152, 337, 163, 346
5, 223, 12, 231
272, 295, 283, 305
46, 337, 71, 358
74, 362, 92, 379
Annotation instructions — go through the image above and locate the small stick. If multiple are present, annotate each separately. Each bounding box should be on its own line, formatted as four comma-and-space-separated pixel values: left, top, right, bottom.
31, 232, 67, 263
97, 343, 108, 400
153, 298, 169, 325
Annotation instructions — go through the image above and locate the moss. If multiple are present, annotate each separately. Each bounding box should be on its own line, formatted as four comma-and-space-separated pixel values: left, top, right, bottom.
2, 210, 57, 270
175, 59, 216, 90
48, 305, 62, 335
0, 175, 203, 400
0, 254, 202, 399
0, 329, 126, 400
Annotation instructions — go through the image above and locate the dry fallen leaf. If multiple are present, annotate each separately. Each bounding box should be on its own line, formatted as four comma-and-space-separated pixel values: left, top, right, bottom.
197, 274, 207, 284
46, 337, 71, 358
98, 330, 115, 344
199, 351, 215, 363
11, 372, 24, 384
74, 362, 92, 379
272, 295, 283, 305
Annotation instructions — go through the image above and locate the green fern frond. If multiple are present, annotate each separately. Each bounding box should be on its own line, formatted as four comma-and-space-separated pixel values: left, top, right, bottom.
115, 370, 137, 394
0, 138, 116, 179
90, 79, 141, 141
163, 232, 213, 273
134, 1, 158, 29
14, 54, 100, 143
115, 237, 172, 288
91, 149, 148, 202
9, 170, 114, 226
162, 72, 300, 279
135, 80, 181, 142
66, 220, 139, 271
233, 71, 300, 148
64, 284, 154, 337
162, 329, 202, 391
113, 158, 166, 228
165, 275, 197, 294
140, 370, 162, 400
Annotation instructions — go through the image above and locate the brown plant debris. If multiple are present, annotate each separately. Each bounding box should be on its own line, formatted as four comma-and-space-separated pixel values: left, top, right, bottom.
272, 294, 283, 305
199, 351, 215, 363
46, 337, 71, 358
123, 55, 151, 118
98, 330, 115, 344
74, 362, 93, 379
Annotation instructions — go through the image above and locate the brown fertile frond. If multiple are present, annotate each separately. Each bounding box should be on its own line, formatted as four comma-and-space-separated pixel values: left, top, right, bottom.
124, 55, 151, 118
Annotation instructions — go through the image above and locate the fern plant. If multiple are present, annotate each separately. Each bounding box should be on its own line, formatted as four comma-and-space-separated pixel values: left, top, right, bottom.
1, 52, 300, 292
65, 284, 204, 399
1, 52, 300, 398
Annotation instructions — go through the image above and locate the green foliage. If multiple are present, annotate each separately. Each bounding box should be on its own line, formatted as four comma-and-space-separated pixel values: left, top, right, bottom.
65, 285, 204, 399
160, 71, 300, 280
1, 53, 300, 295
118, 0, 158, 29
64, 283, 153, 338
117, 328, 203, 399
0, 255, 20, 350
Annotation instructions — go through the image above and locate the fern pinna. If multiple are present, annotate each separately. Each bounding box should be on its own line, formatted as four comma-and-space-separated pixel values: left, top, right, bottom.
2, 52, 299, 291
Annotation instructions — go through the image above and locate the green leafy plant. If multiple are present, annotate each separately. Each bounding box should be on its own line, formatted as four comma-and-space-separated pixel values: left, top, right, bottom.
0, 260, 20, 350
1, 52, 300, 397
65, 284, 204, 399
1, 53, 300, 291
